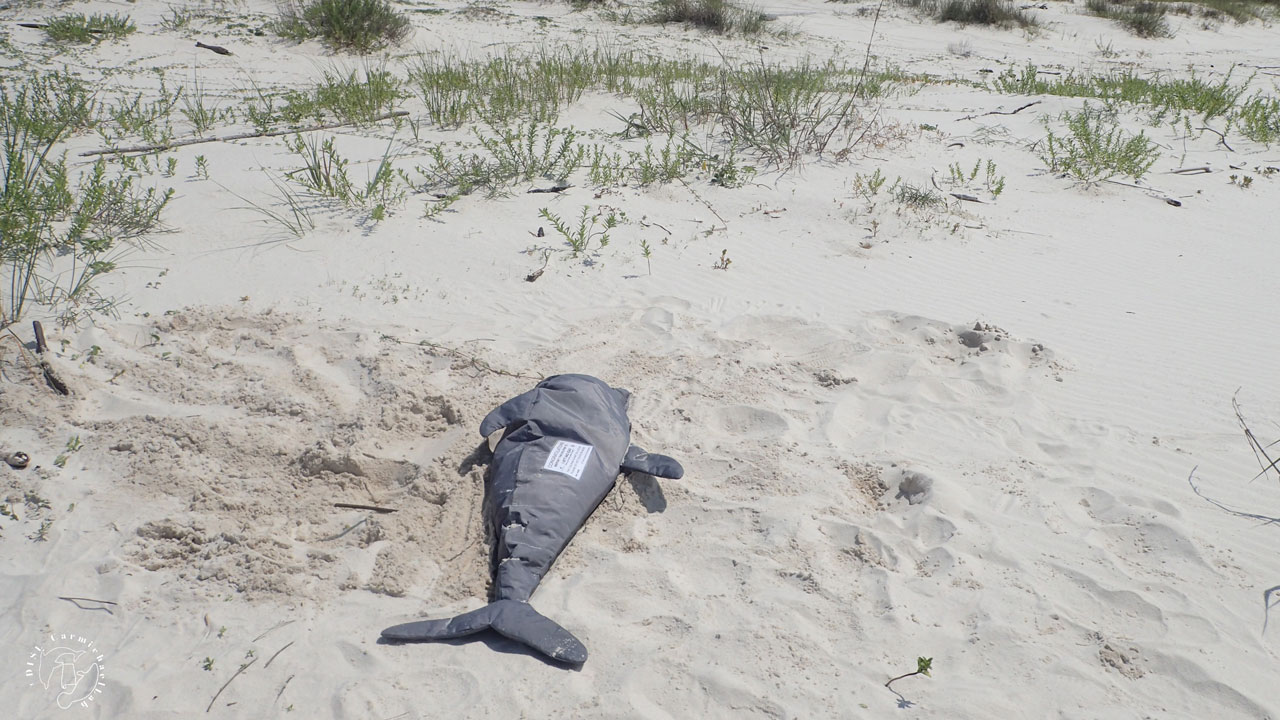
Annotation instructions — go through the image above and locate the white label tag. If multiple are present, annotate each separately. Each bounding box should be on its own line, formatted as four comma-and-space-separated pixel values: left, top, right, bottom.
543, 441, 593, 480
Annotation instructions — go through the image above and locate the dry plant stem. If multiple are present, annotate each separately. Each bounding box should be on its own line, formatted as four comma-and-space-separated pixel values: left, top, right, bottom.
1265, 585, 1280, 635
207, 657, 257, 713
1197, 125, 1234, 152
81, 111, 409, 157
959, 101, 1041, 122
252, 619, 296, 643
58, 596, 118, 613
1186, 466, 1279, 525
885, 670, 922, 689
857, 0, 885, 97
379, 333, 542, 380
333, 502, 397, 513
1234, 392, 1280, 483
33, 320, 48, 353
263, 641, 295, 669
676, 178, 727, 226
15, 322, 70, 395
1100, 179, 1180, 206
274, 675, 294, 705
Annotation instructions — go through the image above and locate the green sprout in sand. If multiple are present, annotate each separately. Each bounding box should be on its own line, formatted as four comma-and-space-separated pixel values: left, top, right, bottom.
885, 656, 932, 692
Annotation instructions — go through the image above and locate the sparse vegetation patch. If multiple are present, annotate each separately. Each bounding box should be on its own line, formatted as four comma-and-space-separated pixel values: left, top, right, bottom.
43, 12, 136, 43
273, 0, 412, 53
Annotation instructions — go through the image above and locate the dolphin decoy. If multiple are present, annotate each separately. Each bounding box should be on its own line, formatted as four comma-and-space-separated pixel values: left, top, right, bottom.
381, 374, 683, 665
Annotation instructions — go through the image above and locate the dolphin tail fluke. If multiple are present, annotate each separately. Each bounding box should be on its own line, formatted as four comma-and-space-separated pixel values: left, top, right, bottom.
381, 600, 588, 665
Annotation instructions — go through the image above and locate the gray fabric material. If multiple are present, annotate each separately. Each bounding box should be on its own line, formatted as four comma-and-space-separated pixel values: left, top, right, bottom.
381, 374, 683, 664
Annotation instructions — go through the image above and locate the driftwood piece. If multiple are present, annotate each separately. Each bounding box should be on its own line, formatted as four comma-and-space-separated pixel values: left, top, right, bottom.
527, 184, 572, 194
32, 321, 69, 395
958, 101, 1041, 122
206, 657, 257, 713
81, 111, 409, 157
333, 502, 397, 514
195, 41, 232, 56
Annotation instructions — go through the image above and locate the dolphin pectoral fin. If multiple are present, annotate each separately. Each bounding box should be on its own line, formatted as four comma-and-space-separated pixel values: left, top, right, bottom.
621, 445, 684, 479
381, 600, 587, 665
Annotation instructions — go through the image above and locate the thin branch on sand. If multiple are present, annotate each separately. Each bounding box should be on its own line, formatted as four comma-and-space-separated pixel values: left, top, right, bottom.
57, 596, 118, 613
333, 502, 397, 514
1234, 391, 1280, 484
207, 657, 257, 713
264, 641, 295, 669
959, 101, 1041, 122
1186, 467, 1279, 526
81, 111, 409, 157
379, 333, 542, 381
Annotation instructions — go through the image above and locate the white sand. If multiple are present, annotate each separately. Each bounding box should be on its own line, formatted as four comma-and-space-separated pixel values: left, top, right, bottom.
3, 0, 1280, 717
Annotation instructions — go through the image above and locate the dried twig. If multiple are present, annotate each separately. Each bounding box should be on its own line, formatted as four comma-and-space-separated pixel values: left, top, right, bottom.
333, 502, 397, 514
1197, 125, 1235, 152
274, 675, 294, 706
959, 101, 1041, 122
81, 111, 409, 157
58, 596, 118, 614
1186, 467, 1280, 525
252, 619, 296, 643
1265, 585, 1280, 636
207, 657, 257, 713
676, 177, 727, 227
379, 333, 541, 381
1101, 179, 1181, 207
527, 184, 572, 194
31, 321, 69, 395
1234, 392, 1280, 484
264, 641, 295, 669
195, 41, 231, 56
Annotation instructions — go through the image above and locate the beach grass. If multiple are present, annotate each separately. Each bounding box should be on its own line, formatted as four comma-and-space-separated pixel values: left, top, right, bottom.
1085, 0, 1173, 37
898, 0, 1039, 27
1039, 105, 1160, 182
2, 73, 171, 327
273, 0, 412, 53
647, 0, 771, 34
43, 12, 136, 43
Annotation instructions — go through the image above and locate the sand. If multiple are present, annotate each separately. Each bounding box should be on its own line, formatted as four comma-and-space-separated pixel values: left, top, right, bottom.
2, 0, 1280, 717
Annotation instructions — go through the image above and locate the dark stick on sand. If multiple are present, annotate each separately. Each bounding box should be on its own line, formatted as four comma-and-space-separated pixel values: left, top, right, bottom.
195, 41, 232, 56
207, 657, 257, 713
81, 111, 409, 157
959, 100, 1041, 122
57, 596, 118, 613
333, 502, 397, 514
32, 321, 69, 396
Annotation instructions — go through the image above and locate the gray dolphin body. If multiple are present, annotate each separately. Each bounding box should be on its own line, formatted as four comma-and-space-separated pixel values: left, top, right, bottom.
381, 374, 683, 664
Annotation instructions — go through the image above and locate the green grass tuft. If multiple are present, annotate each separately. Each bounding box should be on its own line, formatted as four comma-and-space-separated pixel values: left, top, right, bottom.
1039, 105, 1160, 182
274, 0, 412, 53
43, 13, 136, 43
1085, 0, 1173, 37
937, 0, 1039, 26
648, 0, 771, 34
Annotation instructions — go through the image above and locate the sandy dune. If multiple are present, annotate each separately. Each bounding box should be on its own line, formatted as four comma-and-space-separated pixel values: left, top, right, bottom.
2, 0, 1279, 717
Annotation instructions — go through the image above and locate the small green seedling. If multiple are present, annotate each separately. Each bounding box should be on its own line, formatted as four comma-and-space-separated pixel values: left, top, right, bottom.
885, 656, 933, 692
713, 248, 732, 270
639, 238, 653, 275
202, 657, 215, 671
